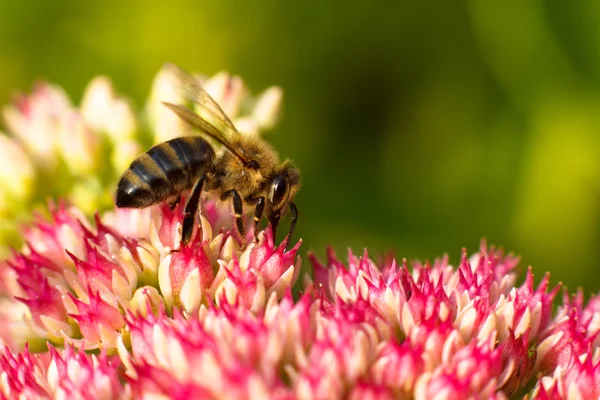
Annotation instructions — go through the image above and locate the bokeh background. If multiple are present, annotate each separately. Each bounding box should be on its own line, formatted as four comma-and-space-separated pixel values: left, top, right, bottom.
1, 1, 600, 293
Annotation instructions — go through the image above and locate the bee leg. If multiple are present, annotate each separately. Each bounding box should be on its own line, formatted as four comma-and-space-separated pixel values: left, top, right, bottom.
268, 214, 280, 244
221, 189, 245, 244
181, 175, 206, 246
285, 202, 299, 251
252, 197, 265, 243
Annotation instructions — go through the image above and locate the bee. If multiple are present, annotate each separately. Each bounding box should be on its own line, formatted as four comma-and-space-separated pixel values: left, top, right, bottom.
115, 64, 300, 249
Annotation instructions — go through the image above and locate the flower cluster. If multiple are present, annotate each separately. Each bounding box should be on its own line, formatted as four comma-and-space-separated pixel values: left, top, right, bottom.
5, 200, 300, 353
0, 65, 282, 258
0, 344, 126, 399
0, 69, 598, 399
3, 199, 600, 398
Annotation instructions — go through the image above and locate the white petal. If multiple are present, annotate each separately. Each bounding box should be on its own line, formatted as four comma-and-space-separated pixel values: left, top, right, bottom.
117, 335, 137, 378
168, 335, 191, 380
334, 276, 352, 303
152, 324, 169, 368
0, 135, 35, 201
39, 315, 73, 338
400, 302, 415, 335
515, 307, 531, 338
199, 215, 212, 242
250, 276, 266, 313
267, 265, 295, 299
158, 254, 174, 306
112, 269, 133, 302
252, 86, 283, 131
179, 268, 202, 313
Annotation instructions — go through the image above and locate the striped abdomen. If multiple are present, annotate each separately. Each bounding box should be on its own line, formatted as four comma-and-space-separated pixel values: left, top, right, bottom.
116, 136, 215, 208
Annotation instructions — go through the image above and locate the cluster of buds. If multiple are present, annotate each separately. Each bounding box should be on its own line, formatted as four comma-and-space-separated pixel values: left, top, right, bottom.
4, 200, 300, 353
0, 69, 598, 399
0, 344, 126, 399
3, 198, 600, 398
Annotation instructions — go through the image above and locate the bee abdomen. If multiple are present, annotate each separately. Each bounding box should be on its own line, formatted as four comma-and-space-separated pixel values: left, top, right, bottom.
116, 136, 215, 208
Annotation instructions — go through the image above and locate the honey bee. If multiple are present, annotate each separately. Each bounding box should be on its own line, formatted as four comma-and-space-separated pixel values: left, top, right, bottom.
116, 64, 300, 249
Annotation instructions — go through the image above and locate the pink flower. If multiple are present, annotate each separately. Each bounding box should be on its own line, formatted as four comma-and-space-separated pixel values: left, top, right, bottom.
5, 64, 600, 398
2, 83, 72, 170
80, 76, 137, 142
306, 242, 562, 397
10, 198, 600, 398
146, 64, 283, 143
7, 198, 302, 350
7, 209, 600, 398
0, 344, 126, 399
370, 341, 425, 394
4, 199, 600, 398
294, 298, 387, 399
535, 291, 598, 375
121, 296, 314, 399
532, 348, 600, 399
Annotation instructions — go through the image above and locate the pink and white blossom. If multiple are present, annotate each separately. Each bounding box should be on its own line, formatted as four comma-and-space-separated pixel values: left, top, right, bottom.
1, 69, 599, 399
0, 345, 128, 399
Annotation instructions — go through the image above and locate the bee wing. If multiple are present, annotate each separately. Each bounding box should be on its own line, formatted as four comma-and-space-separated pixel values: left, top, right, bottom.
163, 64, 250, 163
162, 102, 250, 165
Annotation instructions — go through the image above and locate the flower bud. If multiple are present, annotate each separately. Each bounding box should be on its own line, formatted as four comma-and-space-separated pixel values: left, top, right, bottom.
0, 135, 35, 206
80, 76, 114, 131
57, 112, 99, 175
2, 83, 72, 170
146, 65, 189, 144
130, 286, 163, 317
253, 86, 283, 131
203, 72, 246, 119
81, 76, 137, 142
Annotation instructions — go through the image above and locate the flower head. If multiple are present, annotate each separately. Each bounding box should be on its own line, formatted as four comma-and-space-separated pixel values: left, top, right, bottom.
122, 295, 312, 400
147, 64, 283, 143
532, 348, 600, 399
8, 198, 301, 351
306, 243, 562, 397
0, 344, 126, 399
2, 67, 600, 399
4, 196, 600, 398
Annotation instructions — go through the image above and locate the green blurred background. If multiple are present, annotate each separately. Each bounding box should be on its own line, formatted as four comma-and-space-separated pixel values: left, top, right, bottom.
1, 1, 600, 293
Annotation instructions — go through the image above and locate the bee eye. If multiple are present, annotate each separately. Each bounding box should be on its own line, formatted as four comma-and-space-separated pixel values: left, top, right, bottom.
270, 175, 288, 207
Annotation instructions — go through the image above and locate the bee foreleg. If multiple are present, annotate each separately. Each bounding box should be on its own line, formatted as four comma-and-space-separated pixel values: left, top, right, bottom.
285, 202, 299, 251
252, 197, 265, 243
268, 214, 280, 245
221, 189, 245, 243
181, 175, 206, 246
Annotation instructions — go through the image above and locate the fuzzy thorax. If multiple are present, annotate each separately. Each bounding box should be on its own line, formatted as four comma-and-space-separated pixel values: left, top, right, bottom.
211, 134, 281, 199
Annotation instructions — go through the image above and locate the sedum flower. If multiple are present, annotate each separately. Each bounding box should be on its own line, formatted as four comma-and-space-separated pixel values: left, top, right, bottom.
80, 76, 137, 142
3, 69, 600, 399
306, 244, 564, 397
531, 348, 600, 399
2, 83, 72, 170
146, 65, 283, 143
7, 199, 301, 351
5, 197, 600, 398
0, 344, 127, 399
121, 296, 312, 399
